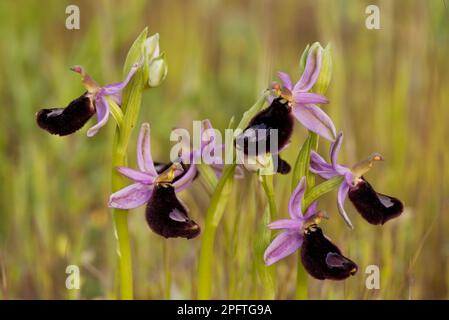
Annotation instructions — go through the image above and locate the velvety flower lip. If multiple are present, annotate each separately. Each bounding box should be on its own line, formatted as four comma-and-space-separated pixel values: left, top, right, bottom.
146, 182, 200, 239
108, 123, 197, 210
234, 98, 293, 175
310, 132, 404, 227
36, 94, 95, 136
300, 225, 358, 280
270, 45, 336, 142
236, 97, 294, 156
36, 63, 140, 137
264, 177, 323, 266
348, 177, 403, 225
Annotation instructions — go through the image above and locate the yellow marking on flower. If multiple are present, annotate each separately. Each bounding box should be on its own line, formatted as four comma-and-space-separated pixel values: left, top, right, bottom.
156, 162, 183, 185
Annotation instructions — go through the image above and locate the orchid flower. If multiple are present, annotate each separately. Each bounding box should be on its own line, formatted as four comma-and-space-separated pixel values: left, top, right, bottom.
310, 132, 404, 228
108, 123, 198, 210
263, 177, 321, 266
272, 44, 336, 141
108, 123, 202, 239
264, 177, 357, 280
36, 63, 140, 137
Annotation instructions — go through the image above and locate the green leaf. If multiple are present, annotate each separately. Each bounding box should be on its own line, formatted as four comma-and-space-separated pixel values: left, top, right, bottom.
106, 97, 124, 130
211, 165, 236, 226
254, 206, 275, 299
303, 176, 344, 210
122, 27, 147, 77
236, 92, 268, 131
197, 164, 218, 194
291, 133, 313, 191
306, 133, 319, 187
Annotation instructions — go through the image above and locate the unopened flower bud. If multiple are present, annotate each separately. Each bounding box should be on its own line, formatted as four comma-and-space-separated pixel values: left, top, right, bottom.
148, 54, 168, 87
145, 33, 160, 62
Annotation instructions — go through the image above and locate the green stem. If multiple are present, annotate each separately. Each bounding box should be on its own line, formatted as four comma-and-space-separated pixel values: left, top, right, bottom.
295, 263, 308, 299
258, 174, 277, 299
291, 131, 318, 299
111, 141, 134, 299
197, 164, 236, 299
197, 95, 267, 299
163, 240, 171, 299
260, 174, 277, 220
110, 60, 145, 300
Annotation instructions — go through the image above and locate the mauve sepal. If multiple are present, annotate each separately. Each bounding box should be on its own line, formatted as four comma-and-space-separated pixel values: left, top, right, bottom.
301, 226, 358, 280
348, 177, 403, 225
146, 183, 200, 239
36, 93, 95, 136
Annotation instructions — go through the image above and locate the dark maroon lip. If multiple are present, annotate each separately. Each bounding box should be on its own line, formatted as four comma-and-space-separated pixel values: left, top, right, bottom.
235, 97, 294, 157
301, 226, 358, 281
145, 183, 200, 239
36, 93, 95, 136
348, 177, 404, 225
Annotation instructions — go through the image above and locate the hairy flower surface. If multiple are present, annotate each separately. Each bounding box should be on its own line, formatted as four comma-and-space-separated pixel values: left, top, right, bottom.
301, 225, 358, 280
146, 180, 200, 239
37, 63, 140, 137
310, 132, 403, 227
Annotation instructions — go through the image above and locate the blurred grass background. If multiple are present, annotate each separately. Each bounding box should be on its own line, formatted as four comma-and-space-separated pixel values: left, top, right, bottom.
0, 0, 448, 299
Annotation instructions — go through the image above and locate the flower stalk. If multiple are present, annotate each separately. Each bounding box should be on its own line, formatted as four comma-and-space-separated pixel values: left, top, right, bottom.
110, 28, 148, 300
197, 94, 267, 299
258, 173, 277, 299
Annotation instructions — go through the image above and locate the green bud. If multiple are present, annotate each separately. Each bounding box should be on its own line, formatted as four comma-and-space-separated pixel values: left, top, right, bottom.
148, 53, 168, 87
145, 33, 160, 62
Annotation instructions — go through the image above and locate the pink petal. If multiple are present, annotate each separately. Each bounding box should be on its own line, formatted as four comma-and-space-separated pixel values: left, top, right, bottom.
102, 63, 140, 95
277, 71, 293, 91
294, 46, 322, 92
173, 164, 197, 192
294, 92, 329, 105
289, 177, 306, 219
304, 201, 318, 220
87, 95, 109, 137
268, 219, 302, 230
116, 166, 155, 184
264, 231, 303, 266
337, 182, 353, 228
137, 123, 157, 176
108, 183, 152, 209
292, 104, 336, 141
330, 132, 343, 169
